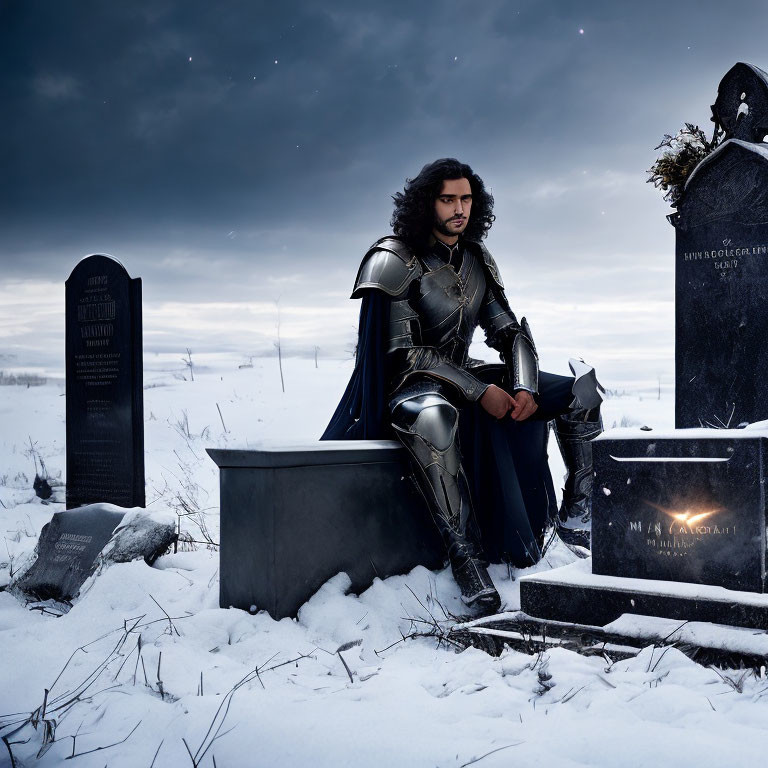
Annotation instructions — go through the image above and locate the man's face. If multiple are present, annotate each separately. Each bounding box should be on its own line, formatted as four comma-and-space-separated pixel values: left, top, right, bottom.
433, 177, 473, 239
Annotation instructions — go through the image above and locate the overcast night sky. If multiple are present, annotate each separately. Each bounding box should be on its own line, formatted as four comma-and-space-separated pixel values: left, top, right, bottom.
1, 0, 766, 389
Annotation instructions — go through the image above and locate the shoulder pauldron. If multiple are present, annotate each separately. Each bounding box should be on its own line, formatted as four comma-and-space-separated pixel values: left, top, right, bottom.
351, 237, 423, 299
476, 242, 505, 291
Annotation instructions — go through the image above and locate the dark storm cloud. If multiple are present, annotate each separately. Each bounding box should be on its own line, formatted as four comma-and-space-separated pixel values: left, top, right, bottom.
5, 0, 766, 242
2, 0, 768, 382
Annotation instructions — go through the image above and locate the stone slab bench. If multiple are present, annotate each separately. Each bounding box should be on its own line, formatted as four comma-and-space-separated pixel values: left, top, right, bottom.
207, 441, 444, 619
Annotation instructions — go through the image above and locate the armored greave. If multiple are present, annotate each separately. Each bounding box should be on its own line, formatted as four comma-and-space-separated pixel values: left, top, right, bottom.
391, 386, 498, 609
555, 405, 603, 523
391, 389, 479, 564
553, 360, 605, 525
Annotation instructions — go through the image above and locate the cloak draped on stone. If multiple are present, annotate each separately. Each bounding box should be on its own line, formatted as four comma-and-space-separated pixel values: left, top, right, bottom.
321, 292, 557, 566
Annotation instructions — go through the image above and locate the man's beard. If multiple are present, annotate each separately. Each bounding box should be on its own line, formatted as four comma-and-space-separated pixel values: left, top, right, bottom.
434, 216, 466, 237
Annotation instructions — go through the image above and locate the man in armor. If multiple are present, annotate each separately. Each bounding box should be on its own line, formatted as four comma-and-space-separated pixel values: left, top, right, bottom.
323, 158, 602, 613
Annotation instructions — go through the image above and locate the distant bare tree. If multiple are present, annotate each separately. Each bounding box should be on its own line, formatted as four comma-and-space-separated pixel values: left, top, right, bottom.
181, 348, 194, 381
314, 346, 319, 369
275, 300, 285, 393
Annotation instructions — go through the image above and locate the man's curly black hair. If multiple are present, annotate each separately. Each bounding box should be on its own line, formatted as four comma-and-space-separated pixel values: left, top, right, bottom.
391, 158, 495, 251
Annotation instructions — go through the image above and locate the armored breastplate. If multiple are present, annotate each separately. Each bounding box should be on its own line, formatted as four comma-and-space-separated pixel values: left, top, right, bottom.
413, 246, 487, 365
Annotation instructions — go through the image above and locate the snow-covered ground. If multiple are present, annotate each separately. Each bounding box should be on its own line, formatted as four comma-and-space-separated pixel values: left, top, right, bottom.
3, 357, 768, 767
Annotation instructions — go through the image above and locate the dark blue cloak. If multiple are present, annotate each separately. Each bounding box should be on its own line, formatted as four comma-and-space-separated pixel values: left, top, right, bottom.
321, 292, 557, 565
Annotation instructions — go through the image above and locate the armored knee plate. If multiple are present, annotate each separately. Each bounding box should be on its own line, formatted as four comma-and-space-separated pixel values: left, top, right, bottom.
568, 357, 605, 417
391, 388, 464, 526
390, 383, 479, 563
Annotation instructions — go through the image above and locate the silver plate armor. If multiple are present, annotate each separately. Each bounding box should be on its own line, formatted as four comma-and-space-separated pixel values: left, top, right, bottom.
510, 318, 539, 394
351, 238, 422, 298
389, 380, 482, 569
568, 358, 605, 412
391, 388, 465, 530
352, 235, 538, 400
477, 284, 519, 348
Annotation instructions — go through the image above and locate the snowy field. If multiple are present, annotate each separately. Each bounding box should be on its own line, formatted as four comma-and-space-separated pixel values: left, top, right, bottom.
3, 356, 768, 767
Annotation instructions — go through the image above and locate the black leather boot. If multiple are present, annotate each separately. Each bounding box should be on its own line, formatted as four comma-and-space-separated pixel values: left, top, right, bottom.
418, 475, 501, 614
451, 557, 501, 613
554, 406, 602, 525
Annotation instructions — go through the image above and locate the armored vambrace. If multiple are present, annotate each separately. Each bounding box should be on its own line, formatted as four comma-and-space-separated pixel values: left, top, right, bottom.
479, 288, 539, 396
506, 318, 539, 395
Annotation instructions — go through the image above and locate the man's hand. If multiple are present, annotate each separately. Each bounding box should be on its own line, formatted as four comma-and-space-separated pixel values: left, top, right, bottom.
509, 390, 538, 421
480, 384, 516, 419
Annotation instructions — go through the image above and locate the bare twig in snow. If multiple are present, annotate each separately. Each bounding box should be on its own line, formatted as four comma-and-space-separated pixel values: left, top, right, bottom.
65, 720, 141, 760
459, 742, 524, 767
336, 640, 361, 684
149, 594, 181, 637
216, 403, 228, 433
149, 739, 164, 768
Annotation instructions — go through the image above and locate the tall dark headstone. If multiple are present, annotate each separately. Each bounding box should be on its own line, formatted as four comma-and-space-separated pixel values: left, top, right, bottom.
675, 62, 768, 428
66, 255, 145, 508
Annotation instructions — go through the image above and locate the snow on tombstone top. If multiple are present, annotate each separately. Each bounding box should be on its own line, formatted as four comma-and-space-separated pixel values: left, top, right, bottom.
65, 254, 145, 509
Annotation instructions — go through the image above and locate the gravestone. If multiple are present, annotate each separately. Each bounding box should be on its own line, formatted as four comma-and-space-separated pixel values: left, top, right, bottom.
15, 506, 126, 601
519, 424, 768, 629
518, 63, 768, 632
14, 506, 177, 602
65, 255, 145, 509
674, 62, 768, 428
590, 431, 766, 593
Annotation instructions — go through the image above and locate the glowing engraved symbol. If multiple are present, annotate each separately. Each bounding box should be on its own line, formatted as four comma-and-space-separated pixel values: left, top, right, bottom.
644, 500, 724, 535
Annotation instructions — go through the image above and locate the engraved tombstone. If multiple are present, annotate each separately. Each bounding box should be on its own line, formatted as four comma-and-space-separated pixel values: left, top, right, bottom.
674, 62, 768, 428
65, 255, 145, 508
590, 431, 767, 593
15, 506, 126, 601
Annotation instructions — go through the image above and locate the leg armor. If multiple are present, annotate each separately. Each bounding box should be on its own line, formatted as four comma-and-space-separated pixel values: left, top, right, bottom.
555, 407, 603, 523
555, 360, 605, 524
390, 381, 500, 612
